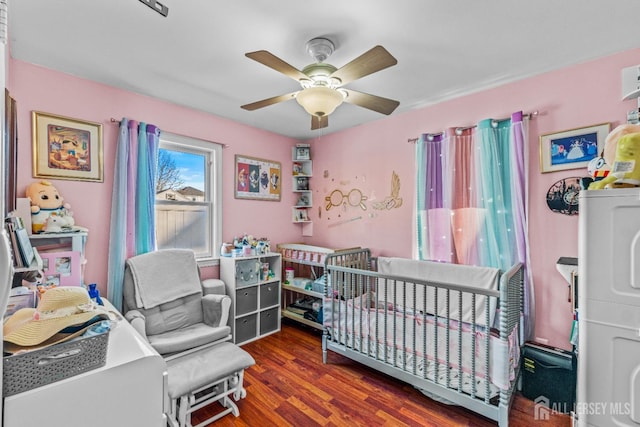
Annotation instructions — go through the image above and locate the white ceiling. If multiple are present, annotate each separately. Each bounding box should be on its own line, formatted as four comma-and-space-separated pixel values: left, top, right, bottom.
9, 1, 640, 140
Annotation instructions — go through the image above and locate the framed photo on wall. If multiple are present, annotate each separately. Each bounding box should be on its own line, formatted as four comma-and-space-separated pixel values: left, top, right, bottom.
234, 154, 281, 201
32, 111, 104, 182
539, 123, 610, 173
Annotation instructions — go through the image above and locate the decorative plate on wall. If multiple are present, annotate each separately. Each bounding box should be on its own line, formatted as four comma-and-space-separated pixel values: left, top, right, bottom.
546, 177, 583, 215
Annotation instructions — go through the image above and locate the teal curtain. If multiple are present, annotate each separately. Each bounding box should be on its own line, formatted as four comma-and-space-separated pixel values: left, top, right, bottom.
475, 118, 515, 270
135, 123, 160, 255
107, 119, 160, 311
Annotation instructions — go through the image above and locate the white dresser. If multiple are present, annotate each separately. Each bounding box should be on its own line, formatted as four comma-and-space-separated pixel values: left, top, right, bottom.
577, 189, 640, 426
3, 302, 167, 427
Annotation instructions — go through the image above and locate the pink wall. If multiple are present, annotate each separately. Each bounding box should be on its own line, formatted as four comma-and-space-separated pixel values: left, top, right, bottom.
9, 48, 640, 350
8, 60, 303, 294
305, 48, 640, 350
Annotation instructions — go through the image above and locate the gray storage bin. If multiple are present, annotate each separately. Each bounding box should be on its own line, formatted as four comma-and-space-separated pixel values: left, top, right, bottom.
3, 331, 109, 396
259, 308, 279, 335
235, 314, 257, 344
259, 282, 279, 308
235, 287, 257, 316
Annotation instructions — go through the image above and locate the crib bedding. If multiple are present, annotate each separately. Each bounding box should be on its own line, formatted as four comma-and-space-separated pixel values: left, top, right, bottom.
323, 295, 520, 398
376, 256, 501, 327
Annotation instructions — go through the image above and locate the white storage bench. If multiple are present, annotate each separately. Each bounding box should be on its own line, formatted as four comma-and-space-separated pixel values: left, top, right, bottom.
165, 341, 255, 427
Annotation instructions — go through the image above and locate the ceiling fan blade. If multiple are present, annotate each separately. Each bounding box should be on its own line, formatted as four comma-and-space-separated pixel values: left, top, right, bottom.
245, 50, 308, 82
342, 89, 400, 115
311, 115, 329, 130
330, 46, 397, 86
241, 91, 299, 111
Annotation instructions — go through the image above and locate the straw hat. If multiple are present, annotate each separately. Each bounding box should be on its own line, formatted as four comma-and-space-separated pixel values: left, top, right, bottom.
3, 286, 111, 347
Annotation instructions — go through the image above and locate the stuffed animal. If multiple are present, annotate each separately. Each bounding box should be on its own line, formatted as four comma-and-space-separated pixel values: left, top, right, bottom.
589, 132, 640, 189
24, 180, 74, 233
602, 124, 640, 167
43, 213, 75, 233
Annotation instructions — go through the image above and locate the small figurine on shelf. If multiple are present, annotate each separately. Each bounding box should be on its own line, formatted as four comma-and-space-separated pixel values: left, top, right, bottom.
297, 209, 309, 222
296, 177, 309, 191
43, 212, 75, 233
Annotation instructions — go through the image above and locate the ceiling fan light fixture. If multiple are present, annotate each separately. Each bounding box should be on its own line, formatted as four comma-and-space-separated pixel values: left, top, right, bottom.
296, 86, 344, 117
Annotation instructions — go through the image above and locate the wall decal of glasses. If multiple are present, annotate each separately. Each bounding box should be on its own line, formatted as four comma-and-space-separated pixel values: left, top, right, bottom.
325, 188, 368, 211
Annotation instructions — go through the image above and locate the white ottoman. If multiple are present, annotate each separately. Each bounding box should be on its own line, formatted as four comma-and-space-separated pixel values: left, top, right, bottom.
165, 342, 255, 427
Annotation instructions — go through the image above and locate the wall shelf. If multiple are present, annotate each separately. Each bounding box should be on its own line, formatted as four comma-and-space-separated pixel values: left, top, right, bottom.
292, 144, 313, 236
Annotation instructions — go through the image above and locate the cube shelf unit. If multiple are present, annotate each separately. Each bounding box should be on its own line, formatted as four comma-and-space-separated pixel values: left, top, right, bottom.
220, 252, 282, 345
292, 144, 313, 236
277, 243, 356, 330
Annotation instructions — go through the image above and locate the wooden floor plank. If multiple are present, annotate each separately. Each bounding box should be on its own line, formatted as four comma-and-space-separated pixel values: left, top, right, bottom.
192, 320, 571, 427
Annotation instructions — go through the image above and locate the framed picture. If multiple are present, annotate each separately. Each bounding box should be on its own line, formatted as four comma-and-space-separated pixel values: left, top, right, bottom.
39, 251, 82, 286
32, 111, 104, 182
539, 123, 610, 173
235, 154, 281, 201
4, 90, 17, 217
295, 146, 310, 160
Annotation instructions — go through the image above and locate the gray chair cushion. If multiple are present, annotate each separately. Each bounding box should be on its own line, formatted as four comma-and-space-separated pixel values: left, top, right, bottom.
166, 342, 255, 398
142, 293, 204, 336
150, 324, 231, 355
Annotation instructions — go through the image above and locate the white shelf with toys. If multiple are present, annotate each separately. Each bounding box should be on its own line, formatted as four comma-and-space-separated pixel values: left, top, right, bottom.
15, 179, 89, 288
292, 144, 313, 235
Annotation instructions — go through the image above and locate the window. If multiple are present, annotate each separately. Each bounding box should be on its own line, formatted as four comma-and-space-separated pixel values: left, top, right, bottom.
155, 132, 222, 264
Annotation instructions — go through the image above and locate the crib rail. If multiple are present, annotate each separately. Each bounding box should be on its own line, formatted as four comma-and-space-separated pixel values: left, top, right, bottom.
322, 249, 524, 424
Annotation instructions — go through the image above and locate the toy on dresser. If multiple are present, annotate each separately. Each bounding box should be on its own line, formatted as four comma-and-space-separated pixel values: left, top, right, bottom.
25, 180, 75, 233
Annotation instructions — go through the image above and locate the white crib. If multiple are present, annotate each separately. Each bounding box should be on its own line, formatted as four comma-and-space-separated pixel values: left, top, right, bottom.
322, 249, 524, 426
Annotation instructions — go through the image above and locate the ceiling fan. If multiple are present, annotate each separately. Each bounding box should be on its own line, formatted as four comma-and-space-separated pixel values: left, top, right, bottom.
241, 37, 400, 130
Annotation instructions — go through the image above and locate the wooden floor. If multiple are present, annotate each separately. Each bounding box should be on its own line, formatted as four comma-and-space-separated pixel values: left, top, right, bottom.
192, 320, 570, 427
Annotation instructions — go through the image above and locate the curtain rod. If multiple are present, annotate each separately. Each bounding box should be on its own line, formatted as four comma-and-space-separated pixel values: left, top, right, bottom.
109, 117, 229, 148
407, 110, 539, 143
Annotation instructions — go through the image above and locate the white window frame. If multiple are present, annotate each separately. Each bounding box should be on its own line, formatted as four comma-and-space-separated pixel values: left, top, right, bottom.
156, 132, 222, 265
